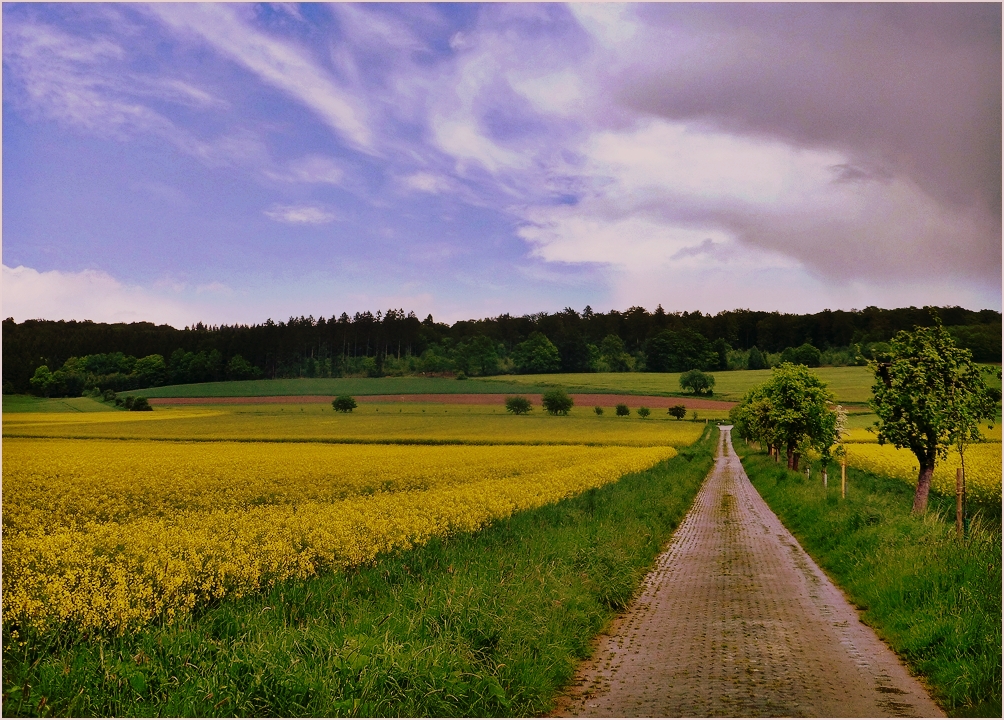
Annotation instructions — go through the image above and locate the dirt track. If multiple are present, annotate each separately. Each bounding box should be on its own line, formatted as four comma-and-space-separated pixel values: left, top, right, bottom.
555, 426, 943, 718
148, 393, 735, 409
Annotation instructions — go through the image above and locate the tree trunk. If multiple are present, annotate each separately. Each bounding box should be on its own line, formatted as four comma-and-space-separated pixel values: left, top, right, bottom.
792, 452, 801, 472
786, 444, 796, 470
912, 463, 934, 514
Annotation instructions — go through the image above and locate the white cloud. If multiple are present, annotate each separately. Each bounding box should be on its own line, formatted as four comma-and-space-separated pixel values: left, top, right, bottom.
2, 18, 266, 169
266, 155, 344, 184
431, 116, 526, 174
195, 281, 235, 296
568, 3, 639, 47
508, 70, 584, 117
264, 204, 337, 224
150, 4, 373, 152
1, 264, 194, 325
400, 172, 452, 194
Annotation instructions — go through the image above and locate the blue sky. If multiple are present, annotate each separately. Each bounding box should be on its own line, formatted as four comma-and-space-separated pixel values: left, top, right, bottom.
3, 2, 1000, 326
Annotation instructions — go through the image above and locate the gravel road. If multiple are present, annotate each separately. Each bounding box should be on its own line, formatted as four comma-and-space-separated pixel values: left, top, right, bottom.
556, 426, 943, 718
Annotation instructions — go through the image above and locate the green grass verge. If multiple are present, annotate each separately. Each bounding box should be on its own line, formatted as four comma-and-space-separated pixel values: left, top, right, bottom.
1, 396, 120, 413
134, 377, 549, 398
736, 443, 1001, 717
482, 366, 878, 403
2, 428, 717, 717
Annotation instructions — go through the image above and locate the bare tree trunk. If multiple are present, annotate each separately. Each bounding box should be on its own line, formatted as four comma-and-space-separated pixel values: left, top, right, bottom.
912, 463, 934, 514
792, 452, 801, 472
786, 444, 796, 470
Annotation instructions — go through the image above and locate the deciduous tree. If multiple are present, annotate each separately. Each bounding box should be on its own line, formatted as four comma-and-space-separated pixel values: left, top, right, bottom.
871, 316, 998, 514
680, 369, 715, 395
332, 395, 357, 412
512, 332, 561, 374
504, 396, 532, 414
541, 388, 573, 415
730, 363, 837, 470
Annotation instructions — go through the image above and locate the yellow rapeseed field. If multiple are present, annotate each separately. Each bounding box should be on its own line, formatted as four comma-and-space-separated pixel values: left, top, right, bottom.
843, 443, 1002, 504
3, 405, 705, 447
3, 438, 679, 633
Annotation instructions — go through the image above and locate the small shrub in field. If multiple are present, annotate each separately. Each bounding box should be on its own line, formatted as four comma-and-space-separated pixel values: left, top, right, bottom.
505, 396, 532, 414
615, 404, 630, 417
332, 395, 358, 412
542, 389, 573, 416
130, 397, 152, 411
668, 405, 687, 420
637, 407, 651, 418
123, 396, 135, 410
594, 406, 604, 416
692, 411, 698, 421
680, 369, 715, 395
455, 371, 468, 380
103, 389, 116, 402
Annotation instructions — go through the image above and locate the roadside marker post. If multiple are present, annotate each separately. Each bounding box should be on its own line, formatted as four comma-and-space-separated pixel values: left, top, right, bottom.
956, 468, 963, 540
823, 469, 827, 488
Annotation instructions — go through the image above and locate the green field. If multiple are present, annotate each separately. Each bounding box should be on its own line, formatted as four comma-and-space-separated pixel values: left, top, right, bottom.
133, 377, 548, 398
2, 395, 119, 413
58, 364, 999, 406
481, 366, 879, 403
85, 367, 876, 403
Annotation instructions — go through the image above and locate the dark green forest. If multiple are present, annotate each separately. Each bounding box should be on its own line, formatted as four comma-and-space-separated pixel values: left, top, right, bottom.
4, 304, 999, 395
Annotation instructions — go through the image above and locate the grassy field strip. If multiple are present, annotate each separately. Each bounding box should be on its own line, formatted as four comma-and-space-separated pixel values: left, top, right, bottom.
2, 396, 122, 413
3, 439, 680, 633
2, 429, 717, 717
3, 407, 709, 446
738, 445, 1001, 717
132, 377, 550, 398
480, 367, 880, 403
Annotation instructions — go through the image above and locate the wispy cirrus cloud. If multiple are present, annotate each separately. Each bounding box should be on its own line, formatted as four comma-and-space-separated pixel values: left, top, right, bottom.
264, 204, 337, 225
148, 3, 373, 153
2, 14, 269, 169
265, 155, 344, 185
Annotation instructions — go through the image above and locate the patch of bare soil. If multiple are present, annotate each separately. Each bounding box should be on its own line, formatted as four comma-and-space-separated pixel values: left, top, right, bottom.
553, 427, 944, 718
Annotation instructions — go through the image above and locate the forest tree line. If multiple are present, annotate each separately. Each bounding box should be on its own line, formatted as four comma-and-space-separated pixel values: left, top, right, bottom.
4, 304, 1000, 395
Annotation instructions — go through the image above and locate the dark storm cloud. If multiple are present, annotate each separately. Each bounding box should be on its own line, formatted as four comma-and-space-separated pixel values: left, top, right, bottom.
627, 3, 1000, 210
617, 2, 1001, 277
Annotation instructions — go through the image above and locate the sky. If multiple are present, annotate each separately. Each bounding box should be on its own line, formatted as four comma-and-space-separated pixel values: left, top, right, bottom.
2, 2, 1001, 327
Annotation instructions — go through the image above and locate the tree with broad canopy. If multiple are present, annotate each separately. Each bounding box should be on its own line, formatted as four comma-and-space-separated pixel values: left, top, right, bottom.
870, 314, 998, 514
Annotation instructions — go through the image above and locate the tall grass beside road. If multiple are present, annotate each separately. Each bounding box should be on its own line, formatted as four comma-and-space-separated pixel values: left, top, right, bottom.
737, 443, 1001, 717
2, 429, 716, 717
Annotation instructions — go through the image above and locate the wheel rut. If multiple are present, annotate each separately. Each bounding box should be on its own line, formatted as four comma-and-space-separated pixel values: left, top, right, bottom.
555, 426, 943, 718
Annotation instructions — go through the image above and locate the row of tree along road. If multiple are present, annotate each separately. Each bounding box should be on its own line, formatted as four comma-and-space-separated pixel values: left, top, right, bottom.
730, 315, 1000, 515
